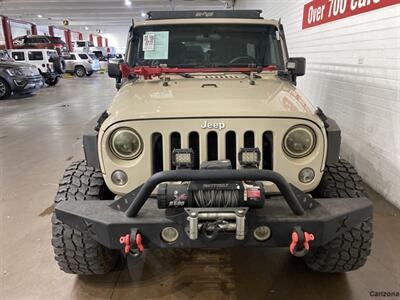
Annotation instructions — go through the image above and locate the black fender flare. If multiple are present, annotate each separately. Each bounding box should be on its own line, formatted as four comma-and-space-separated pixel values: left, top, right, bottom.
83, 111, 108, 169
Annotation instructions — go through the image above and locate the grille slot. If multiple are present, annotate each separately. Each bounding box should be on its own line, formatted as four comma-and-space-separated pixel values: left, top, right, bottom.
225, 131, 237, 169
151, 133, 163, 174
151, 130, 273, 171
262, 131, 273, 170
170, 132, 181, 170
207, 131, 218, 161
244, 131, 255, 148
189, 132, 200, 169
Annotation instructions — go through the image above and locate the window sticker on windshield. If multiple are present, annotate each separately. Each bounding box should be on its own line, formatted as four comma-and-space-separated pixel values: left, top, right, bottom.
143, 33, 155, 51
143, 31, 169, 60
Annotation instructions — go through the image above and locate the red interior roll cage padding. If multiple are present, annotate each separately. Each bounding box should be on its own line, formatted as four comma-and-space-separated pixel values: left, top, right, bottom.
120, 64, 278, 79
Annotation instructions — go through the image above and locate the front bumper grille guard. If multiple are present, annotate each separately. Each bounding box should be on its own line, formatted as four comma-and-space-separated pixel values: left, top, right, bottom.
119, 169, 307, 217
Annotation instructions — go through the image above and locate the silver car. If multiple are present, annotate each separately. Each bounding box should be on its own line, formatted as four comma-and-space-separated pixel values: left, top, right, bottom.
63, 52, 99, 77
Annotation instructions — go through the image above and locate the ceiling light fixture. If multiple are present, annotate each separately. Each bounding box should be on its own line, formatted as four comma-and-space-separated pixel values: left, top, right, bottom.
141, 12, 147, 17
37, 14, 43, 18
85, 26, 89, 30
125, 0, 132, 6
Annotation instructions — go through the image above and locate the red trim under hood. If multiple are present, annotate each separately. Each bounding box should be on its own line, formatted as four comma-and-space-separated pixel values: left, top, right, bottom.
120, 64, 278, 80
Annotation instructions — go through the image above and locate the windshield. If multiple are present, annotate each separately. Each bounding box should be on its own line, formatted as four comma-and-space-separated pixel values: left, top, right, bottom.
0, 51, 13, 61
78, 53, 89, 59
127, 24, 284, 69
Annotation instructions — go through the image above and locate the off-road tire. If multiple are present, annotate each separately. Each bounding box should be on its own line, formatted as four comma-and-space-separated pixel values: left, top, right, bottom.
52, 160, 119, 275
45, 77, 59, 86
75, 66, 86, 77
304, 219, 373, 272
305, 159, 372, 272
51, 56, 66, 74
0, 78, 11, 100
312, 159, 365, 198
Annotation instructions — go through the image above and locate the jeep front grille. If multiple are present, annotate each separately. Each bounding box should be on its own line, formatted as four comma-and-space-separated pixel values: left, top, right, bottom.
151, 130, 273, 173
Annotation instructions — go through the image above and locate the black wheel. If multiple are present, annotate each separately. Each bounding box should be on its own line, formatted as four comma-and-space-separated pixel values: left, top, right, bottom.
86, 71, 94, 76
304, 219, 373, 272
304, 159, 372, 272
312, 159, 365, 198
51, 56, 66, 74
75, 66, 86, 77
0, 78, 11, 100
45, 77, 59, 86
52, 160, 120, 275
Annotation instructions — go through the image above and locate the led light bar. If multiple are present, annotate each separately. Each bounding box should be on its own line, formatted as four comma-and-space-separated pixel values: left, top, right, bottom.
238, 148, 261, 168
172, 148, 195, 169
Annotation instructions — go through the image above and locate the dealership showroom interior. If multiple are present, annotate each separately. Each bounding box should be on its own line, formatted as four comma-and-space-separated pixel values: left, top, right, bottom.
1, 0, 399, 299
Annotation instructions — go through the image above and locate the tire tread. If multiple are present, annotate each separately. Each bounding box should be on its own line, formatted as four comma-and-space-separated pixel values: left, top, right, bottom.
304, 219, 373, 272
312, 159, 365, 198
51, 160, 118, 275
305, 159, 372, 272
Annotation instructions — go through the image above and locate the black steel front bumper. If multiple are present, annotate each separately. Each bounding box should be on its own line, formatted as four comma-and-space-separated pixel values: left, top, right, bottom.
55, 169, 373, 250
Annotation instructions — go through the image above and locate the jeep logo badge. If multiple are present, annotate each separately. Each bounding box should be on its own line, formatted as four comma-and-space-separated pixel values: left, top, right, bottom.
201, 121, 226, 131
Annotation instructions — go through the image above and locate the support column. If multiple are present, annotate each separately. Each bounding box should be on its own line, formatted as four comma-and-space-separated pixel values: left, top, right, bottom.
1, 16, 13, 49
89, 33, 93, 42
31, 24, 37, 35
78, 32, 83, 40
64, 29, 72, 51
48, 25, 54, 36
97, 35, 102, 47
105, 38, 108, 47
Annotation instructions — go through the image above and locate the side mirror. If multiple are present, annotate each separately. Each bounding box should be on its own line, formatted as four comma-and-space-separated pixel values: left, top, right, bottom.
287, 57, 306, 77
108, 59, 123, 78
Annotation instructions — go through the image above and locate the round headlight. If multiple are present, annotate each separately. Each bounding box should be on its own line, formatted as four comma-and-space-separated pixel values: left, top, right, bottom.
283, 125, 316, 158
110, 128, 143, 160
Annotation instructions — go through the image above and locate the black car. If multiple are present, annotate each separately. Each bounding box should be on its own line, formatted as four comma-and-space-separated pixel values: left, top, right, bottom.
12, 35, 69, 56
0, 52, 44, 100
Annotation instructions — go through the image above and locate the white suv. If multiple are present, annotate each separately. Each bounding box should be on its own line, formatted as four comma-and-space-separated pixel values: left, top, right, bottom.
63, 52, 100, 77
7, 49, 65, 86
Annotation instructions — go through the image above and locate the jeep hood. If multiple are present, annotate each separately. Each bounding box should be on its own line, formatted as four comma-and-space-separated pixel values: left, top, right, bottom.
105, 74, 322, 128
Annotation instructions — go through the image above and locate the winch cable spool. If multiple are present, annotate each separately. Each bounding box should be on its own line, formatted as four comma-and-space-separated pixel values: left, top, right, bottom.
193, 189, 239, 207
157, 181, 264, 209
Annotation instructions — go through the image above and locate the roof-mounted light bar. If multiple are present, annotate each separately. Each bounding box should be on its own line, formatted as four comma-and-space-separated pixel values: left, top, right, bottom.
146, 10, 263, 21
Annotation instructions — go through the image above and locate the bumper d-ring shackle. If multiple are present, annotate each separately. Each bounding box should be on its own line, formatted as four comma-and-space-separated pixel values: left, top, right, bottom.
119, 228, 144, 256
289, 226, 315, 257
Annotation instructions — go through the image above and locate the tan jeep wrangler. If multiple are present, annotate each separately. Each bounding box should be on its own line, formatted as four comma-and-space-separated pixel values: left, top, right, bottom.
52, 10, 373, 275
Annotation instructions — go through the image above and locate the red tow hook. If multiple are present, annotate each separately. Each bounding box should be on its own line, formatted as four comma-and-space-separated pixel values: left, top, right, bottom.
119, 230, 144, 255
135, 233, 144, 253
120, 234, 131, 254
289, 226, 314, 257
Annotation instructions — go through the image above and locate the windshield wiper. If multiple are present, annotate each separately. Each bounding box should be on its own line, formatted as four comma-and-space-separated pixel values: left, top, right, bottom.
176, 73, 194, 78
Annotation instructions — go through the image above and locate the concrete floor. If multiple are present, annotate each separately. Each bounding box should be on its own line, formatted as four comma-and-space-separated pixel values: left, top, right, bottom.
1, 74, 399, 300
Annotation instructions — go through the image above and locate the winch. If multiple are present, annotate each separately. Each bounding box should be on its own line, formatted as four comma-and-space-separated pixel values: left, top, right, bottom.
157, 160, 266, 209
157, 181, 265, 208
